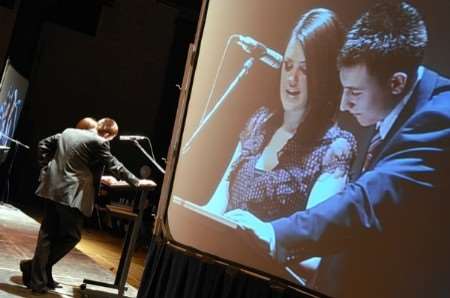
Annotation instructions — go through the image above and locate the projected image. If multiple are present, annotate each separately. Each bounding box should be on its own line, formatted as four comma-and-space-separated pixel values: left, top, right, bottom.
169, 0, 360, 286
0, 60, 28, 146
167, 0, 450, 297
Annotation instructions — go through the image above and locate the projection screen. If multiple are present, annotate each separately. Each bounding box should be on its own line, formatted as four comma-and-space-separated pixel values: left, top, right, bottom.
164, 0, 450, 296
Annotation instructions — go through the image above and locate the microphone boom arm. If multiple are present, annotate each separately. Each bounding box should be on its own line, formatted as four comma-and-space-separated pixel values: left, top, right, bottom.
182, 56, 255, 154
132, 139, 166, 175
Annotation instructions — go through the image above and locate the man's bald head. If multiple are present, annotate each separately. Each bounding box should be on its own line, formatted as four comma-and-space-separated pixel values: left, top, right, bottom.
76, 117, 97, 131
97, 118, 119, 141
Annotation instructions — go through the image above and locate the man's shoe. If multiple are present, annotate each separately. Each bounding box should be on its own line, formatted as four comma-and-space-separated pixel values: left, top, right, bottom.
47, 280, 62, 289
31, 287, 49, 295
19, 260, 31, 288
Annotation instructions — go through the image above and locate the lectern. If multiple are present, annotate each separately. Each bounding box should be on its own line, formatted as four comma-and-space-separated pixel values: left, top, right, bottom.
80, 178, 157, 298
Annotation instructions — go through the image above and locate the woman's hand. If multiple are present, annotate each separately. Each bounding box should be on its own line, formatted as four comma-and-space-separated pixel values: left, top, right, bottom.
323, 137, 352, 178
224, 209, 275, 253
306, 137, 353, 209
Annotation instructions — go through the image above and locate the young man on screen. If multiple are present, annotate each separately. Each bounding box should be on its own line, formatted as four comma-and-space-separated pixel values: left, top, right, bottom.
20, 117, 154, 295
225, 2, 450, 297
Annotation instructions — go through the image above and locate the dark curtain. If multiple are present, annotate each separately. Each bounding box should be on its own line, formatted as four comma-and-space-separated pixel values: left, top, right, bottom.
137, 237, 324, 298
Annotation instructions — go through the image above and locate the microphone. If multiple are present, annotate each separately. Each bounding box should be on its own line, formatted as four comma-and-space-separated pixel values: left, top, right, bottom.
119, 135, 146, 141
233, 34, 282, 69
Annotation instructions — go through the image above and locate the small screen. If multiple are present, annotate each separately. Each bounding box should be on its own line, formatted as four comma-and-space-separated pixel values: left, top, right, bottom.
0, 60, 28, 147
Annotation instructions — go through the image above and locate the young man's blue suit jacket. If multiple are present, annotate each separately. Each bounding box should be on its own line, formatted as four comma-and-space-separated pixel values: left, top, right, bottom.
271, 67, 450, 298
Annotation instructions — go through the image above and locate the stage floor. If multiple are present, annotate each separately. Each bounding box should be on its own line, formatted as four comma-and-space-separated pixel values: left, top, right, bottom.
0, 202, 138, 298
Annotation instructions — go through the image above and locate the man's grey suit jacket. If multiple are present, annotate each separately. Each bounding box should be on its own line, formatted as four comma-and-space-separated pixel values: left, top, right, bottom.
36, 128, 140, 217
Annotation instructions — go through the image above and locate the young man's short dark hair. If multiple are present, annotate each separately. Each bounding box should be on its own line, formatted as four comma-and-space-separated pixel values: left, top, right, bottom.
337, 1, 428, 83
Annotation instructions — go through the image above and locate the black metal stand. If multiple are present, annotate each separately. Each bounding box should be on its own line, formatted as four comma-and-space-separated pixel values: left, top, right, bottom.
80, 182, 155, 297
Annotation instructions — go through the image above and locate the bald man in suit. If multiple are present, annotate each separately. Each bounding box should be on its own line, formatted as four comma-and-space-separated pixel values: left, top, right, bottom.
20, 117, 153, 294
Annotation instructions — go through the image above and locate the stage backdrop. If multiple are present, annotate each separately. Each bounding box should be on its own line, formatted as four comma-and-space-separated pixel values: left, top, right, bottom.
158, 0, 450, 296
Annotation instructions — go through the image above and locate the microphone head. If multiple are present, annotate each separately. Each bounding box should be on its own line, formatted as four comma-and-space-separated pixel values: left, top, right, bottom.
234, 34, 281, 69
119, 135, 146, 141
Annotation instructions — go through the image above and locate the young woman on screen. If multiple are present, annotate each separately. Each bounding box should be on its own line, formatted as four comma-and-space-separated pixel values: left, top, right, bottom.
204, 9, 358, 284
203, 8, 357, 285
204, 8, 356, 221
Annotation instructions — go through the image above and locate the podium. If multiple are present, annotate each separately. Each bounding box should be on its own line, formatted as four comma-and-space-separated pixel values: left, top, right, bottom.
80, 179, 157, 298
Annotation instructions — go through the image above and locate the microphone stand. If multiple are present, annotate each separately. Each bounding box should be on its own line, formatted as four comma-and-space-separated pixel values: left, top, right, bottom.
0, 131, 30, 149
182, 56, 255, 154
132, 139, 166, 175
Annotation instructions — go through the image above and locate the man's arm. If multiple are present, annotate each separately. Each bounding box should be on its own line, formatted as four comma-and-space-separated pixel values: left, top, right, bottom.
37, 133, 61, 169
272, 107, 450, 261
94, 140, 141, 187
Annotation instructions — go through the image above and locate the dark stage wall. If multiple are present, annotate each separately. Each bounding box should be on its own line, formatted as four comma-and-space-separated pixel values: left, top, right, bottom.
0, 4, 17, 69
3, 1, 199, 207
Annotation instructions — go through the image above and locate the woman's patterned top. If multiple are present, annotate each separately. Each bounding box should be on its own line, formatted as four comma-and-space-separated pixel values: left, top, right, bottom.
226, 106, 357, 221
